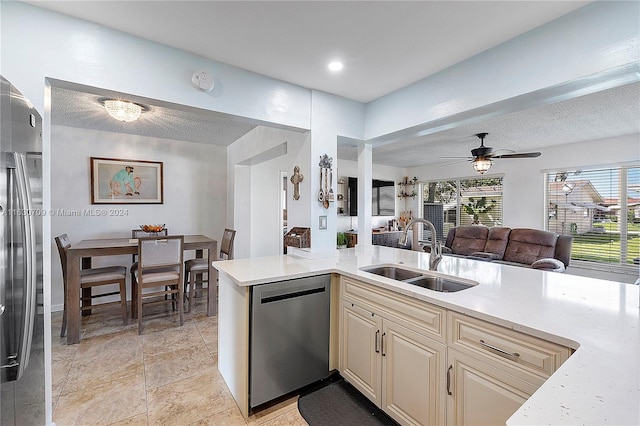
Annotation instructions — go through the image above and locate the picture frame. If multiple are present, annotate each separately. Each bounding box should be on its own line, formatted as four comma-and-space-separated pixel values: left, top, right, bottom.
90, 157, 163, 204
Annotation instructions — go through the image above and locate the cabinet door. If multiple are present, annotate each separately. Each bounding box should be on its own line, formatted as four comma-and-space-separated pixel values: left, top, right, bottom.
382, 320, 446, 426
341, 302, 382, 406
447, 349, 538, 426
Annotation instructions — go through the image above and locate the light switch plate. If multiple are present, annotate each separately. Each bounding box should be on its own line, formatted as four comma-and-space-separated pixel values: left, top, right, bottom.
319, 215, 327, 230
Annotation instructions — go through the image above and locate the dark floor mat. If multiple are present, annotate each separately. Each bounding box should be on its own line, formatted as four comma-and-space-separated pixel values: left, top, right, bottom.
298, 378, 398, 426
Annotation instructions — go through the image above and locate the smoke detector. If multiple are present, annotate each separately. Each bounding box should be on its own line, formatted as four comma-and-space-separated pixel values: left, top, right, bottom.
191, 70, 214, 92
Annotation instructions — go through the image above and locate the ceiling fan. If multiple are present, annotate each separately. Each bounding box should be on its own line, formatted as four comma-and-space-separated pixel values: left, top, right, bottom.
443, 133, 541, 174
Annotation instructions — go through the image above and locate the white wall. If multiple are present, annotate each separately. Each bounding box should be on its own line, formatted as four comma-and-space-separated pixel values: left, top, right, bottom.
309, 91, 365, 252
50, 125, 226, 310
227, 126, 309, 258
250, 155, 290, 258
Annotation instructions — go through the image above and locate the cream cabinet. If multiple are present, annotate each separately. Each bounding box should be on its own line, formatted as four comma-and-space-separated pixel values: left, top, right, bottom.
340, 278, 447, 426
447, 349, 542, 425
339, 277, 573, 426
446, 348, 541, 425
382, 315, 446, 426
341, 301, 382, 406
446, 312, 572, 425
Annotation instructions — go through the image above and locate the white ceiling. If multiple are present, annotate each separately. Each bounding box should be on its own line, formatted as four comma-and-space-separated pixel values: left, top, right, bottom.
34, 1, 640, 167
26, 0, 589, 103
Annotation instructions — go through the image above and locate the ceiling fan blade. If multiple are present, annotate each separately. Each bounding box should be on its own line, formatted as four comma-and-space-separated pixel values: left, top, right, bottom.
439, 159, 472, 167
440, 156, 472, 159
487, 148, 515, 157
492, 152, 541, 159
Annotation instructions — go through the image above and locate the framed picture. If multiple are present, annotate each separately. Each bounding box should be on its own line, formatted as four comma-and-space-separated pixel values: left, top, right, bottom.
90, 157, 163, 204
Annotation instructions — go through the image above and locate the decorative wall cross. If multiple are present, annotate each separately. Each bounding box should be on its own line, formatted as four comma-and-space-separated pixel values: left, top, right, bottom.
290, 166, 304, 200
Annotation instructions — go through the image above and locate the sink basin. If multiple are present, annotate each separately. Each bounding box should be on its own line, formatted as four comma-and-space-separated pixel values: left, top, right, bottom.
361, 266, 422, 281
360, 264, 477, 292
403, 276, 474, 292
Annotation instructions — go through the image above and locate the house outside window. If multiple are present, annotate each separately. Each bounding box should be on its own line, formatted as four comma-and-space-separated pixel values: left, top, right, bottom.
420, 177, 503, 241
545, 165, 640, 272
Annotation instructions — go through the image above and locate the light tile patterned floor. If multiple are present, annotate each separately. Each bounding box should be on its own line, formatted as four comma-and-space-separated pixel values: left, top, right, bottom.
51, 296, 308, 426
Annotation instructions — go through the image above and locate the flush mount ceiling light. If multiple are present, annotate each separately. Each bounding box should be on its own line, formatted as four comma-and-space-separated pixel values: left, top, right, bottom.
328, 61, 344, 72
472, 157, 493, 174
101, 98, 147, 122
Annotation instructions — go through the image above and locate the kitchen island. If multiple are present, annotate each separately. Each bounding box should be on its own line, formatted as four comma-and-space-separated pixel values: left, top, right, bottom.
214, 246, 639, 425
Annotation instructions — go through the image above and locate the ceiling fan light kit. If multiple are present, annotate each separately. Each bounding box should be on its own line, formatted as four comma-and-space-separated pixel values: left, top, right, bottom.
473, 157, 493, 174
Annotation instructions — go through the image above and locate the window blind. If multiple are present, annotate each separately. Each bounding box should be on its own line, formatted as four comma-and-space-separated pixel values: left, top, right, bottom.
420, 177, 503, 241
546, 165, 640, 268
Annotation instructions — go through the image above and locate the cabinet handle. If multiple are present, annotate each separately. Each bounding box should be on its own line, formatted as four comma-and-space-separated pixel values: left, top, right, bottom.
381, 332, 386, 356
479, 339, 520, 361
447, 365, 453, 395
375, 330, 380, 353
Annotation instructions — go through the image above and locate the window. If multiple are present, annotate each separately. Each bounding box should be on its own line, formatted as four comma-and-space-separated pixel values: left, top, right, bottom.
545, 165, 640, 272
420, 177, 503, 241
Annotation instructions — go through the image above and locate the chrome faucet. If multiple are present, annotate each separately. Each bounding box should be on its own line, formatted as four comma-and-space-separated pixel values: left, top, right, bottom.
399, 218, 442, 271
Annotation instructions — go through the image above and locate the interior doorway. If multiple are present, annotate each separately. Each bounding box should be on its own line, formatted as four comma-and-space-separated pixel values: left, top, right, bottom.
279, 170, 288, 254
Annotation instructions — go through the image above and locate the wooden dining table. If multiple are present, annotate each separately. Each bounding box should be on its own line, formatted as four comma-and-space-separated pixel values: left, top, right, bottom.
65, 234, 217, 344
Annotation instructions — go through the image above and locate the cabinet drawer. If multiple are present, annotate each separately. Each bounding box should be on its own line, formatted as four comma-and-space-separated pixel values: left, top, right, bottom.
448, 312, 571, 379
342, 277, 446, 343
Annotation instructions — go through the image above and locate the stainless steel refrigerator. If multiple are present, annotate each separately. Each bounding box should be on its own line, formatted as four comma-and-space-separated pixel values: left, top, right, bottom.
0, 76, 45, 425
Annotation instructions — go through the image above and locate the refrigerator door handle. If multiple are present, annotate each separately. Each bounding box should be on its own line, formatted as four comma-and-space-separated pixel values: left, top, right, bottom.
7, 152, 36, 379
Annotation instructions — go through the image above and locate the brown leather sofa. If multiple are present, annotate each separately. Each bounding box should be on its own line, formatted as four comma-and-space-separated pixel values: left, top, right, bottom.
439, 225, 573, 272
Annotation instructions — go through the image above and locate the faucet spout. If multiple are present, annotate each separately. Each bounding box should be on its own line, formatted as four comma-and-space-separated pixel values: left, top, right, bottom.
400, 218, 442, 271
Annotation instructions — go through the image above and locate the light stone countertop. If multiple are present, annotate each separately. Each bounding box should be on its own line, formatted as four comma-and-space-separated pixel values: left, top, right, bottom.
213, 246, 640, 425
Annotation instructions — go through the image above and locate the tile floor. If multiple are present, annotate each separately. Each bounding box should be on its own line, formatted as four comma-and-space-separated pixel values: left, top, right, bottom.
51, 296, 308, 426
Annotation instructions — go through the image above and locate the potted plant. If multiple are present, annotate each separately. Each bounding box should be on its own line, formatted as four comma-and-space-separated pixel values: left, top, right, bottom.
337, 232, 348, 249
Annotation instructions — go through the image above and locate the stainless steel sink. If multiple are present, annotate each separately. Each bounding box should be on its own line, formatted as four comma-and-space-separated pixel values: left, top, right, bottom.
361, 266, 422, 281
360, 265, 477, 292
403, 276, 474, 292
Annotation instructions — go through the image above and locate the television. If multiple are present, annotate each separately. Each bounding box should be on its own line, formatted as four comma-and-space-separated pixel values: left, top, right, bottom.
347, 178, 395, 216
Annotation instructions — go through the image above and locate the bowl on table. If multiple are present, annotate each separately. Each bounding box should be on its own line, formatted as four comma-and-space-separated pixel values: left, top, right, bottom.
140, 224, 166, 234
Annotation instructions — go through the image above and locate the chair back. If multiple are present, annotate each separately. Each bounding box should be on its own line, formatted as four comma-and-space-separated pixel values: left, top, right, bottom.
220, 229, 236, 260
132, 229, 168, 262
55, 234, 71, 283
138, 235, 184, 270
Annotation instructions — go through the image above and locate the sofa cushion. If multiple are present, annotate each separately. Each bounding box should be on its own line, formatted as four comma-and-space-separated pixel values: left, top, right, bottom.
483, 227, 511, 259
503, 228, 558, 265
554, 235, 573, 267
531, 258, 566, 272
450, 226, 489, 256
470, 251, 502, 260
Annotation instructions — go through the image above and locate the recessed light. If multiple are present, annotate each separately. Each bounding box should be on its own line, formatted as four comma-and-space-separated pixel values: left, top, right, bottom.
328, 61, 344, 72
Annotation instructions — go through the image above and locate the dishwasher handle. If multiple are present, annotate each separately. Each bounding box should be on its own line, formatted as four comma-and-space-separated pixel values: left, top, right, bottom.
260, 283, 326, 304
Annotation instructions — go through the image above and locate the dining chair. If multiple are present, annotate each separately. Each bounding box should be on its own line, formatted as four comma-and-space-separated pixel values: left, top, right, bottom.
131, 228, 169, 262
183, 228, 236, 313
132, 235, 184, 334
55, 234, 128, 337
130, 228, 169, 302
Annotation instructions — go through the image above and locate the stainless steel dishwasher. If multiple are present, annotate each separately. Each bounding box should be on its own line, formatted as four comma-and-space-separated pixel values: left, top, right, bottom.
250, 274, 331, 409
